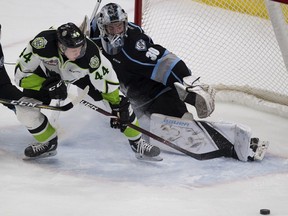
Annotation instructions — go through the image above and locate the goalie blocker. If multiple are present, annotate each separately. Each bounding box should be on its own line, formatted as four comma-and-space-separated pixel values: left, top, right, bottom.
150, 113, 269, 162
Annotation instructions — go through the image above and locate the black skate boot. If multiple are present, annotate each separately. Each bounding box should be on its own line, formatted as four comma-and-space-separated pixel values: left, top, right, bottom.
24, 136, 58, 159
129, 137, 162, 161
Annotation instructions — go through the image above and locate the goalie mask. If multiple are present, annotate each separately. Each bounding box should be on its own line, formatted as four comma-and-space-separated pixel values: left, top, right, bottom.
57, 22, 87, 59
96, 3, 128, 55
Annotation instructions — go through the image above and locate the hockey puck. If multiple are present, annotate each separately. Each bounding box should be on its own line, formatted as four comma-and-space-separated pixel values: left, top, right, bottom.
260, 209, 270, 215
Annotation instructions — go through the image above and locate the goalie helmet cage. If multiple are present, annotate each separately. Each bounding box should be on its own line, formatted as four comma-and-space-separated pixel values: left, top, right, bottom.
134, 0, 288, 117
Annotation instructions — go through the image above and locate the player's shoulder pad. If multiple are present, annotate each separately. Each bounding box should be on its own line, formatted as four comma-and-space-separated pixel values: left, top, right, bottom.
127, 23, 153, 52
85, 37, 101, 55
29, 29, 58, 57
127, 22, 144, 34
84, 37, 101, 69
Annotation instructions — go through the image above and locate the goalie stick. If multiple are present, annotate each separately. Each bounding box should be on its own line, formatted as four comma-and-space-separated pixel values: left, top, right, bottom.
79, 0, 102, 36
0, 86, 89, 111
80, 100, 225, 160
90, 0, 102, 22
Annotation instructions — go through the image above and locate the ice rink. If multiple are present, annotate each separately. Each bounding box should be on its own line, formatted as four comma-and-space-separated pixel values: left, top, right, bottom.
1, 0, 288, 215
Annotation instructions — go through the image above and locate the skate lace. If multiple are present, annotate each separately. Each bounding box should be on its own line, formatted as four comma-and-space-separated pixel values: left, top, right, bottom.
137, 139, 153, 155
30, 142, 50, 153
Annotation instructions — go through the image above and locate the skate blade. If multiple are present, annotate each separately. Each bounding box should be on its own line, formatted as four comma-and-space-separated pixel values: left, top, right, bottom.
23, 150, 57, 160
135, 153, 163, 162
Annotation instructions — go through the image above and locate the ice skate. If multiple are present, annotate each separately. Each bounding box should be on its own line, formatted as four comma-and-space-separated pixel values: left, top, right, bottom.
129, 137, 162, 161
23, 136, 58, 160
248, 138, 269, 161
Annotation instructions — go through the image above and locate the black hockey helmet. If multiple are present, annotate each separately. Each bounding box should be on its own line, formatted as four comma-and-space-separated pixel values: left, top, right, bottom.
57, 22, 86, 48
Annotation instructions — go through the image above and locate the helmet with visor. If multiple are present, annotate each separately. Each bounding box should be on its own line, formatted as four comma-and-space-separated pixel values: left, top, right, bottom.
96, 3, 128, 55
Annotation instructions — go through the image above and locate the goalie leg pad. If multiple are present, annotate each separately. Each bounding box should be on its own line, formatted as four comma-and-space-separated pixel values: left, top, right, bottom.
174, 76, 216, 118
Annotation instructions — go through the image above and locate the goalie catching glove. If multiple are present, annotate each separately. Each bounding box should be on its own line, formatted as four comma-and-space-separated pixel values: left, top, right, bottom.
41, 76, 67, 100
110, 96, 130, 132
174, 76, 216, 118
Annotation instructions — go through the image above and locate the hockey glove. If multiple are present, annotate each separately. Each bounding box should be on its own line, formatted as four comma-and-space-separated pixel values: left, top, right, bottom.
109, 96, 130, 132
174, 76, 215, 118
42, 77, 67, 100
88, 87, 103, 101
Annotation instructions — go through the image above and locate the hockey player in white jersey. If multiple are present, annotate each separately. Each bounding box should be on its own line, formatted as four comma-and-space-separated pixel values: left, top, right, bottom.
14, 22, 161, 160
88, 3, 268, 162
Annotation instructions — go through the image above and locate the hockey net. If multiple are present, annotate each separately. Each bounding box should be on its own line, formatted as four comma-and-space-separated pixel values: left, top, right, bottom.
135, 0, 288, 117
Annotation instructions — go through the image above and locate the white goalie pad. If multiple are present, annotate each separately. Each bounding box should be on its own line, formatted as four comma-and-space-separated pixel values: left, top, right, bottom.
150, 113, 255, 161
174, 76, 216, 118
150, 113, 219, 154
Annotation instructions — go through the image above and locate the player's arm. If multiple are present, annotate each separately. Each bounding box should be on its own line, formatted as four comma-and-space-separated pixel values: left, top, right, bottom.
131, 33, 191, 88
88, 48, 120, 104
86, 48, 132, 132
14, 43, 45, 90
0, 43, 13, 86
135, 34, 215, 118
147, 45, 192, 87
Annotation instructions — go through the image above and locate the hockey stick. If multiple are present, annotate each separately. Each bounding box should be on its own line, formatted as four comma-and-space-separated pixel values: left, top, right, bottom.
80, 100, 224, 160
0, 86, 89, 111
50, 83, 71, 124
90, 0, 102, 22
4, 62, 16, 65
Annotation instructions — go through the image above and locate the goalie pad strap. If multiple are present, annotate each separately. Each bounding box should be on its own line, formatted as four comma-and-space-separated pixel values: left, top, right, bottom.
199, 121, 238, 159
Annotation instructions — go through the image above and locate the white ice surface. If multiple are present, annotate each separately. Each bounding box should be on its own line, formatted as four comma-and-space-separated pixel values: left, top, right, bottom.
1, 0, 288, 215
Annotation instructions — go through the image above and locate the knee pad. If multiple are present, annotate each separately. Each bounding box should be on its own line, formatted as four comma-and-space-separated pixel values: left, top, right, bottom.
15, 97, 46, 129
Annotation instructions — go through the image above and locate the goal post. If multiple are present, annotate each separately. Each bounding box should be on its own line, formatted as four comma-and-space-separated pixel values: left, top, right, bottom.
266, 0, 288, 72
271, 0, 288, 4
134, 0, 288, 117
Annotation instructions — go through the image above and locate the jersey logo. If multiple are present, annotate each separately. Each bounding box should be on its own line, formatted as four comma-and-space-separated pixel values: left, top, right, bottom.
31, 37, 47, 49
89, 55, 100, 69
135, 39, 147, 51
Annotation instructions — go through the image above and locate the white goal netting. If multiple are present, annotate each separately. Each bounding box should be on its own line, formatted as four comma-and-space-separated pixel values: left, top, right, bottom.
138, 0, 288, 117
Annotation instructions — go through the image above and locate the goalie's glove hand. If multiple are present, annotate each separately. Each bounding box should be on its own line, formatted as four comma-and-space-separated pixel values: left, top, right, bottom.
174, 76, 215, 118
109, 96, 130, 132
42, 77, 67, 100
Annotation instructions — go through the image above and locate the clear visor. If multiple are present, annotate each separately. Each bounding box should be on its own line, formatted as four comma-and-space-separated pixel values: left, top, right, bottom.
101, 34, 124, 55
59, 42, 87, 60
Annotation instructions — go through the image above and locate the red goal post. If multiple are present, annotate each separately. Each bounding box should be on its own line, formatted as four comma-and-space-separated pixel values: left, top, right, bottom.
134, 0, 288, 117
271, 0, 288, 4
